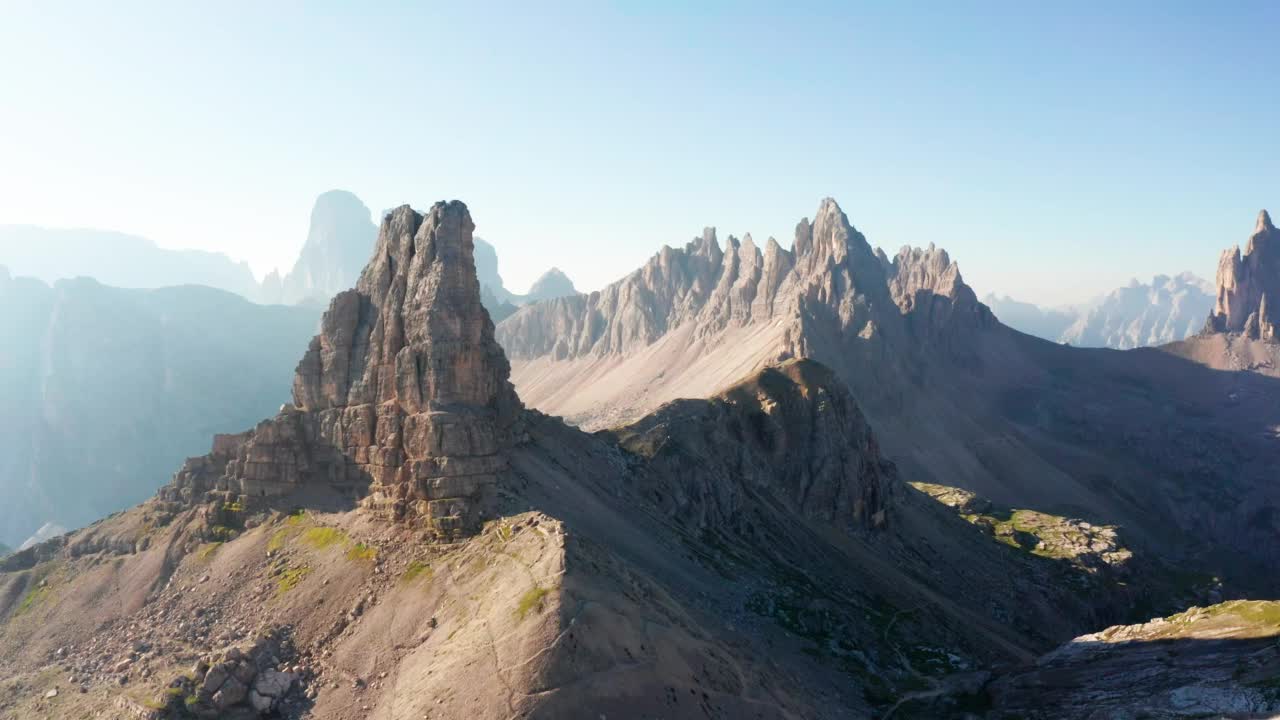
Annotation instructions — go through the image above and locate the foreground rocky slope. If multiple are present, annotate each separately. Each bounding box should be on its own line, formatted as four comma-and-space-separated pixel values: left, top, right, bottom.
0, 198, 1226, 719
0, 268, 321, 548
988, 600, 1280, 719
497, 199, 1280, 593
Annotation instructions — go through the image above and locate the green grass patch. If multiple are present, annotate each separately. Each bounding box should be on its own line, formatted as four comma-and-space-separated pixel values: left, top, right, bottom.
301, 526, 348, 549
346, 543, 377, 562
1171, 600, 1280, 628
196, 542, 223, 561
403, 560, 433, 583
222, 501, 244, 513
15, 583, 53, 617
287, 510, 307, 525
13, 563, 61, 617
275, 565, 311, 597
267, 528, 292, 553
209, 525, 239, 542
515, 585, 552, 619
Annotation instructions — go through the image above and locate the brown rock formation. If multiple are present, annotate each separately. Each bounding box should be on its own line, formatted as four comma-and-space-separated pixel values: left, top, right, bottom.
1206, 209, 1280, 341
163, 201, 522, 539
612, 359, 893, 531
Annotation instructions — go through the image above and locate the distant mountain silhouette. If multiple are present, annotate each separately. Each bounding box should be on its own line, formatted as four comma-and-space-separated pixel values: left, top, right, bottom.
0, 226, 260, 298
0, 267, 320, 547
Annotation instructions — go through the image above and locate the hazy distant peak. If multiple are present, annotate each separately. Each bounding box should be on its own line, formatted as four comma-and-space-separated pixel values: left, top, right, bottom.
526, 267, 578, 301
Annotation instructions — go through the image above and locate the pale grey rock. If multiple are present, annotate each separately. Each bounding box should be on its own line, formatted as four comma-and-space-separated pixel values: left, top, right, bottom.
497, 197, 987, 360
1206, 209, 1280, 341
1061, 272, 1214, 349
525, 267, 578, 302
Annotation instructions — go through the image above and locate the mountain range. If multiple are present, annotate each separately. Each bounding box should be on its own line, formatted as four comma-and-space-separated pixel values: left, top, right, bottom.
2, 190, 578, 316
0, 267, 322, 548
0, 198, 1277, 718
984, 271, 1215, 349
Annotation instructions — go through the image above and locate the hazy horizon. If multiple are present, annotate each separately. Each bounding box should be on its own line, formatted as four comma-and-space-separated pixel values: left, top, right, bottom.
3, 2, 1276, 305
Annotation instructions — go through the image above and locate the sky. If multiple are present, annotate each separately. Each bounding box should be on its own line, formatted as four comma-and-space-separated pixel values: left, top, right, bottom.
1, 1, 1277, 306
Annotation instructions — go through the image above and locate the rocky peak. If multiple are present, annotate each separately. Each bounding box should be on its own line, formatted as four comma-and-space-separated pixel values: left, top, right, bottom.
526, 267, 578, 302
886, 243, 994, 340
1255, 209, 1274, 238
1206, 208, 1280, 341
164, 200, 521, 539
265, 190, 378, 306
497, 198, 994, 363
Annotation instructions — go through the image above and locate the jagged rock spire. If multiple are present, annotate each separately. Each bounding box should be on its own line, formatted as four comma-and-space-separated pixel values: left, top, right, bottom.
1207, 209, 1280, 341
1257, 209, 1274, 235
164, 200, 522, 539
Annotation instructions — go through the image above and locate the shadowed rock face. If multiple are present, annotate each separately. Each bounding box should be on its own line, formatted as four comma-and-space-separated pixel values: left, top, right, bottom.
164, 201, 523, 539
612, 359, 893, 531
1207, 210, 1280, 341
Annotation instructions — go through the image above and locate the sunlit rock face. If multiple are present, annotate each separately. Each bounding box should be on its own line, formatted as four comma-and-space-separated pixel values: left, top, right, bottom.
1207, 210, 1280, 342
164, 201, 523, 539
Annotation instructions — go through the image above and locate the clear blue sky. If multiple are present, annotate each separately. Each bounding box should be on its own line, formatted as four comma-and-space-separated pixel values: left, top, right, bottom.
1, 1, 1276, 305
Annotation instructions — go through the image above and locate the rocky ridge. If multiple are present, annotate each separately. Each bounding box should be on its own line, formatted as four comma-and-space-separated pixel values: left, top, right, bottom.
495, 198, 1280, 602
498, 198, 989, 365
988, 600, 1280, 718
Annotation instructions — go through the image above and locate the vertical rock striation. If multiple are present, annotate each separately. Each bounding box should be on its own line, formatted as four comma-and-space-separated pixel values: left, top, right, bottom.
164, 201, 523, 539
496, 197, 992, 361
1206, 210, 1280, 341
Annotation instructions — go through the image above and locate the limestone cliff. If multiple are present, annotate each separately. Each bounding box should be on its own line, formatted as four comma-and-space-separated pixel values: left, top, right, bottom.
1206, 210, 1280, 341
498, 198, 989, 364
164, 201, 523, 539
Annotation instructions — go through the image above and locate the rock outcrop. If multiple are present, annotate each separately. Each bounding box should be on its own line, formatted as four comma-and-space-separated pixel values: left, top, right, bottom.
613, 360, 893, 531
989, 600, 1280, 718
164, 201, 523, 539
1206, 209, 1280, 341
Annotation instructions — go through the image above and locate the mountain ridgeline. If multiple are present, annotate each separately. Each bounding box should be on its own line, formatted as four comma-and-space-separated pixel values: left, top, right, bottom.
0, 199, 1278, 719
986, 271, 1215, 349
0, 267, 322, 548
